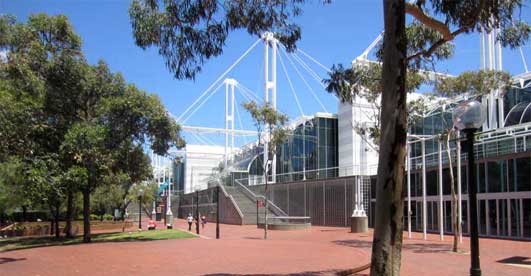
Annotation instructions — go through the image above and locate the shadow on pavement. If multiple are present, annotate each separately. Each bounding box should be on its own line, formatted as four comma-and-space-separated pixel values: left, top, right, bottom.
333, 239, 452, 253
0, 257, 27, 265
203, 270, 342, 276
497, 256, 531, 266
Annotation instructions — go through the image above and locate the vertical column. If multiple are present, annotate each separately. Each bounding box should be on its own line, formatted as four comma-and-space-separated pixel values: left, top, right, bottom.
231, 81, 235, 155
407, 143, 412, 238
264, 35, 269, 103
456, 131, 463, 243
496, 27, 505, 128
421, 139, 427, 240
488, 27, 497, 129
262, 32, 277, 184
271, 35, 277, 110
438, 137, 444, 240
263, 34, 269, 184
224, 81, 229, 167
271, 37, 277, 183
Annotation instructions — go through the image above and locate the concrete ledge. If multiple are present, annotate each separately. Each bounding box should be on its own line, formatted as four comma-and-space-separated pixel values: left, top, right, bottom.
257, 223, 311, 231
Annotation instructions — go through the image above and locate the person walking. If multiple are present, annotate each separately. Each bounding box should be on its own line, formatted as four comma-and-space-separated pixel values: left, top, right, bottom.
186, 213, 193, 231
201, 215, 207, 229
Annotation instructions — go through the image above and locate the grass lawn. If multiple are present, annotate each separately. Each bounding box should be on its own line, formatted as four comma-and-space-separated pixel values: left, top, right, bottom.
0, 230, 196, 252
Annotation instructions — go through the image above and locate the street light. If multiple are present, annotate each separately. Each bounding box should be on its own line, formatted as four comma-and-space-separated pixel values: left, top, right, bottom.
194, 185, 201, 235
452, 100, 487, 276
216, 182, 220, 239
138, 188, 144, 231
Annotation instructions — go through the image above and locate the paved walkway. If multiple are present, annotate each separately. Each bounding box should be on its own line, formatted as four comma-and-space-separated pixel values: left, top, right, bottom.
0, 219, 529, 275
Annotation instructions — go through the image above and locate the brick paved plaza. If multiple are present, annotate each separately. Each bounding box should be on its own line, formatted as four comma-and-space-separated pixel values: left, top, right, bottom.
0, 219, 529, 275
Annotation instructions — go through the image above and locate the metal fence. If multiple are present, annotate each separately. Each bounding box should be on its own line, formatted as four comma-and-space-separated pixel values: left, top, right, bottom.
240, 175, 372, 227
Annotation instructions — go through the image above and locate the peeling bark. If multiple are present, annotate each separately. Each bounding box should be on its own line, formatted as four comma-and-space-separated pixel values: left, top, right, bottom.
370, 0, 407, 275
445, 131, 460, 252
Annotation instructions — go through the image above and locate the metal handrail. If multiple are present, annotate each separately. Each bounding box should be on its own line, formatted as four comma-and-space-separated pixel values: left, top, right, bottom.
237, 164, 379, 187
234, 179, 288, 216
218, 184, 245, 220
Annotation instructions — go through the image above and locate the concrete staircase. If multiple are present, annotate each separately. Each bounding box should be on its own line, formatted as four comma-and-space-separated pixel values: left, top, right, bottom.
223, 186, 277, 225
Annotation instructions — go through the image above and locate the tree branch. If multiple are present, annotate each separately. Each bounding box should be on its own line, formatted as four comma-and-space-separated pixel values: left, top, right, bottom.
405, 3, 453, 40
406, 27, 467, 61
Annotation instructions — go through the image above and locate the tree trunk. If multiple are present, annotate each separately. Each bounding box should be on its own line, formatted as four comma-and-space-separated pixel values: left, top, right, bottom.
446, 132, 460, 252
64, 190, 74, 238
22, 205, 27, 222
54, 204, 60, 239
82, 188, 91, 243
50, 219, 55, 236
370, 0, 407, 275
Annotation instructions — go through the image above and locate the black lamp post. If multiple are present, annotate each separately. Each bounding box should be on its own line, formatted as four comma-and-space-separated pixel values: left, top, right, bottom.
216, 185, 220, 239
452, 100, 487, 276
195, 187, 200, 235
138, 188, 144, 230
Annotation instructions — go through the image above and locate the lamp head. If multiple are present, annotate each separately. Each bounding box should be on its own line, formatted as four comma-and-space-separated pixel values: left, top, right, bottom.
452, 100, 487, 131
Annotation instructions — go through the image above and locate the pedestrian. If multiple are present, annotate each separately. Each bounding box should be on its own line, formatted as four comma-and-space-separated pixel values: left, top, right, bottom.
187, 213, 193, 231
201, 215, 207, 229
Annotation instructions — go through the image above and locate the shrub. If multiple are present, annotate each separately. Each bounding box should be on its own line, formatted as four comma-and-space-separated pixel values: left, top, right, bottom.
90, 214, 99, 221
103, 214, 114, 221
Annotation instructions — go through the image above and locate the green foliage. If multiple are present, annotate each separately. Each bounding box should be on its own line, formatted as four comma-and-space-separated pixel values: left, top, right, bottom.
242, 101, 289, 160
0, 14, 185, 237
434, 70, 512, 98
129, 0, 304, 79
0, 158, 26, 215
425, 0, 530, 48
103, 214, 114, 221
127, 182, 158, 206
324, 63, 427, 147
91, 182, 125, 218
324, 63, 426, 104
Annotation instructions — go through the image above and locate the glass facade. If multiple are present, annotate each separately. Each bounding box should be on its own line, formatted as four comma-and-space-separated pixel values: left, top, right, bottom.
277, 116, 338, 182
232, 114, 339, 185
275, 115, 338, 182
173, 161, 185, 192
372, 78, 531, 240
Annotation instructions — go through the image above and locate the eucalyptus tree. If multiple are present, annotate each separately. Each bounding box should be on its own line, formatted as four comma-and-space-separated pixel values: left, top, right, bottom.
242, 101, 288, 240
129, 0, 530, 274
433, 70, 511, 252
1, 14, 185, 243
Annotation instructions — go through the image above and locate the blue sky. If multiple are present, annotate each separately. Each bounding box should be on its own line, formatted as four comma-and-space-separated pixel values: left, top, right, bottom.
3, 0, 531, 146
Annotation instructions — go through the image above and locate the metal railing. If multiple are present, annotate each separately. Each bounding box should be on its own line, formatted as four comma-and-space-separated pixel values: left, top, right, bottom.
219, 183, 244, 219
409, 122, 531, 170
237, 165, 378, 187
234, 179, 288, 216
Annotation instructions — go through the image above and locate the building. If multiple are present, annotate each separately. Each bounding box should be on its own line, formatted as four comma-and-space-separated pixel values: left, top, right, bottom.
182, 144, 225, 194
225, 112, 341, 186
338, 96, 379, 176
388, 73, 531, 240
